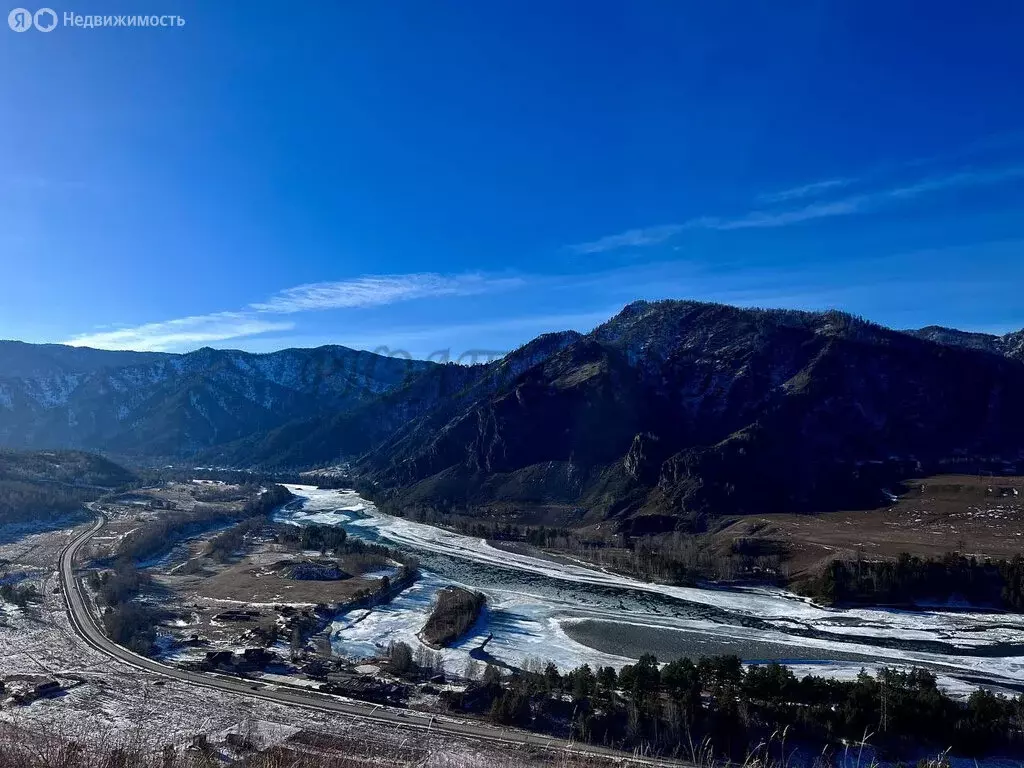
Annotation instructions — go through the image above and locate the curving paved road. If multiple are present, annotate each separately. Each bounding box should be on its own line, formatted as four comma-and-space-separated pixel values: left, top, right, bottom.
58, 508, 686, 766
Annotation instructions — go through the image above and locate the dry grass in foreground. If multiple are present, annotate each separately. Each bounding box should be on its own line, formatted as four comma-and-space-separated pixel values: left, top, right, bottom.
0, 720, 962, 768
0, 721, 654, 768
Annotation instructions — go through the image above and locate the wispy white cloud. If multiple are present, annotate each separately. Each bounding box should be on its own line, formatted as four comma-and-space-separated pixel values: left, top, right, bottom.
569, 201, 863, 252
881, 165, 1024, 200
699, 198, 866, 230
63, 272, 524, 352
65, 312, 295, 352
250, 273, 523, 313
569, 225, 687, 255
571, 163, 1024, 254
757, 177, 854, 204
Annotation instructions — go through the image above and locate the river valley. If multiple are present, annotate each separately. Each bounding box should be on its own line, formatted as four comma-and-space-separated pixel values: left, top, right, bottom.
278, 486, 1024, 697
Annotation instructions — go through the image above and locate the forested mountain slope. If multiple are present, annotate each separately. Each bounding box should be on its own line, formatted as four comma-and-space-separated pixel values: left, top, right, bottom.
352, 301, 1024, 529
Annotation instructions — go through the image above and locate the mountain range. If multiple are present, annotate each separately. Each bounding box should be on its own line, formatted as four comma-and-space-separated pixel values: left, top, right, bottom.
3, 302, 1023, 530
0, 342, 430, 456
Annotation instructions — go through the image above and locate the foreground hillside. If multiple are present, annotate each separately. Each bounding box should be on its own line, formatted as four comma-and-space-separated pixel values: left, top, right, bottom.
0, 449, 135, 524
0, 448, 133, 487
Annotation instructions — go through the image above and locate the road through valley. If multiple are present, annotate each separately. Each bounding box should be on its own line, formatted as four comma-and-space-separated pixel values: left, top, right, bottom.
58, 505, 684, 766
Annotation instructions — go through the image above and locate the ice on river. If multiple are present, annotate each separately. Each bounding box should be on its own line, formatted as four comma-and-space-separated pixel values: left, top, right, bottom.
324, 570, 631, 674
279, 486, 1024, 693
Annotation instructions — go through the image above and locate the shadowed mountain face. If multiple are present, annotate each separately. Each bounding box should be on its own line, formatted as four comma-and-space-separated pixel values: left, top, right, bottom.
3, 303, 1023, 530
350, 302, 1024, 528
203, 330, 584, 469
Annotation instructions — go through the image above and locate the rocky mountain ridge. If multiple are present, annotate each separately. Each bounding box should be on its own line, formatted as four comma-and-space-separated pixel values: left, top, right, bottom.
0, 345, 431, 456
907, 326, 1024, 361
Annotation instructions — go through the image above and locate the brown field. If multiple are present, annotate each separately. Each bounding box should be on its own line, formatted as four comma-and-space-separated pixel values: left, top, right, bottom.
184, 548, 380, 604
716, 474, 1024, 578
144, 527, 390, 654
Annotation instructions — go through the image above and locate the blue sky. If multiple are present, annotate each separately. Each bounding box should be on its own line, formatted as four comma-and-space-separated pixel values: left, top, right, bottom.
2, 1, 1023, 359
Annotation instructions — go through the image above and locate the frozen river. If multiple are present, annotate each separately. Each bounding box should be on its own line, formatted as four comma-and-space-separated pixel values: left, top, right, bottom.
278, 486, 1024, 696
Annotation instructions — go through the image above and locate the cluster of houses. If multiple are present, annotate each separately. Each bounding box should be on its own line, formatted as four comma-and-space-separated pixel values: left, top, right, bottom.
199, 647, 279, 672
317, 671, 408, 705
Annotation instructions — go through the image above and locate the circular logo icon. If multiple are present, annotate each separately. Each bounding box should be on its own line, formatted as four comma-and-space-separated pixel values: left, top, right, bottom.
8, 7, 33, 31
33, 7, 56, 31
